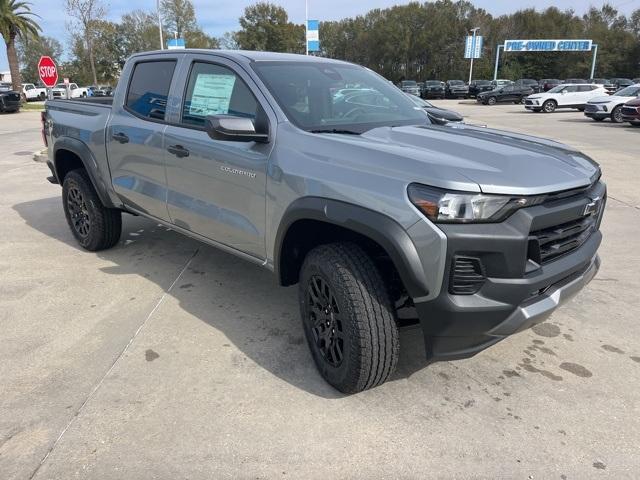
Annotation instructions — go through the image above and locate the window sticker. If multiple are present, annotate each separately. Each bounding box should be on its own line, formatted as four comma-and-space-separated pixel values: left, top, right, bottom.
189, 73, 236, 117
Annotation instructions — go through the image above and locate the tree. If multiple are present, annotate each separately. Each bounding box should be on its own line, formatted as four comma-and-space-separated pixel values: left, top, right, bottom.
161, 0, 196, 38
235, 2, 304, 53
119, 10, 164, 57
160, 0, 217, 49
16, 34, 61, 83
66, 0, 107, 85
0, 0, 41, 90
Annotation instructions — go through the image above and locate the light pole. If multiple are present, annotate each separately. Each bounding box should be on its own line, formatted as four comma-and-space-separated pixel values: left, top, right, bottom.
305, 0, 309, 55
468, 27, 479, 84
157, 0, 164, 50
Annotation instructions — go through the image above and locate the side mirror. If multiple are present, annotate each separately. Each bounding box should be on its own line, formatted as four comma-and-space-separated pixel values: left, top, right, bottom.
205, 115, 269, 143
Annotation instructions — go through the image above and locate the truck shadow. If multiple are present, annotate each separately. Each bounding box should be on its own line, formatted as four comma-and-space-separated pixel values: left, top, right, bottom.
13, 197, 429, 398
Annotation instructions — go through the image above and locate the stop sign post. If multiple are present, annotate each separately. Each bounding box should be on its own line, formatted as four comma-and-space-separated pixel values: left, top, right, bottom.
38, 56, 58, 99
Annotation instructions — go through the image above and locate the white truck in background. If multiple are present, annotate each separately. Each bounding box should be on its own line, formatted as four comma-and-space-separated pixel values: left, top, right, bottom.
52, 82, 89, 99
22, 83, 47, 101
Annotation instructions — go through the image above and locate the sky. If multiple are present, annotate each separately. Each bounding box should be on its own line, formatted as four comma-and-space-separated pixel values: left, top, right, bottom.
1, 0, 639, 72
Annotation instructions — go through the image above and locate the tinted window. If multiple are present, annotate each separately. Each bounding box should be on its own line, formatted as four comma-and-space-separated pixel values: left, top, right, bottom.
181, 62, 258, 127
577, 85, 592, 92
126, 60, 176, 121
253, 61, 427, 133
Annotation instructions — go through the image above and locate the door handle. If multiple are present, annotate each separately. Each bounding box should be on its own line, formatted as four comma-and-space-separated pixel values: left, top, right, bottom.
167, 144, 190, 158
112, 132, 129, 144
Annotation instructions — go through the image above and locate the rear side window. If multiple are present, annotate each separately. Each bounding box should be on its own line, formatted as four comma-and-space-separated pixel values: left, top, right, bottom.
126, 60, 176, 121
181, 62, 258, 127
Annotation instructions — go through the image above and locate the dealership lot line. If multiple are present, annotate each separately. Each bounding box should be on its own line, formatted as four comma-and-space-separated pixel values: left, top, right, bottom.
1, 109, 639, 479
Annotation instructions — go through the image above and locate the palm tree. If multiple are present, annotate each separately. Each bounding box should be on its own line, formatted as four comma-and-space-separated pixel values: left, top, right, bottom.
0, 0, 41, 91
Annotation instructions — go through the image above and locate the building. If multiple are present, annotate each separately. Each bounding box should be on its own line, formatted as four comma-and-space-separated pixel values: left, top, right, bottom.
0, 71, 12, 83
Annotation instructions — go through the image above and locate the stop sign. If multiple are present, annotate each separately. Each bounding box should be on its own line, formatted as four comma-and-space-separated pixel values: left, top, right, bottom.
38, 56, 58, 88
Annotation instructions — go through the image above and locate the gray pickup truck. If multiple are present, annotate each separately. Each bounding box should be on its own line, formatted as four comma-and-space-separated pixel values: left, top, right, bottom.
43, 50, 605, 393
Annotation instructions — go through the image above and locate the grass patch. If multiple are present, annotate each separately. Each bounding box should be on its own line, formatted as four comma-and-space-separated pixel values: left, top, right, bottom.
20, 102, 45, 111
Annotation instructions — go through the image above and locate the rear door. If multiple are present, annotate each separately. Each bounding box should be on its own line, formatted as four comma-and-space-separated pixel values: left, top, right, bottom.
557, 85, 578, 106
107, 58, 178, 220
162, 54, 274, 258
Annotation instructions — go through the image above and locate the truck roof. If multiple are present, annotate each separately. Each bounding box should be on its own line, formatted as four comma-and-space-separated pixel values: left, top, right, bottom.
128, 49, 348, 65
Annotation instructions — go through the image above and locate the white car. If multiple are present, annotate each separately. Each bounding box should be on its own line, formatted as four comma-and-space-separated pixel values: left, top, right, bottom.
22, 83, 47, 101
584, 84, 640, 123
51, 82, 89, 99
524, 84, 607, 113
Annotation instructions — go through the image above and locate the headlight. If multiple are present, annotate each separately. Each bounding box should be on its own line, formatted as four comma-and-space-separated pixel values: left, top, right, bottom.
408, 184, 545, 223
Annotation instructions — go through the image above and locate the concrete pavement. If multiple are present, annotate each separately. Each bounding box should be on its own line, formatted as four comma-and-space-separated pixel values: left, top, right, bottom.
1, 108, 639, 479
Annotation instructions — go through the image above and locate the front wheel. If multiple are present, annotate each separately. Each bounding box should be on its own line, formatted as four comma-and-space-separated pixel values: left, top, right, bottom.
299, 242, 399, 393
611, 105, 623, 123
487, 96, 497, 105
542, 100, 556, 113
62, 169, 122, 251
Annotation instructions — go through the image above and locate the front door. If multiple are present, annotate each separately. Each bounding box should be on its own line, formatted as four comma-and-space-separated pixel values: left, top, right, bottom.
163, 57, 273, 258
107, 59, 178, 221
557, 85, 579, 106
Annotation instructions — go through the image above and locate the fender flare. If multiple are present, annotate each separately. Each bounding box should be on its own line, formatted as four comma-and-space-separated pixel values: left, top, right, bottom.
53, 137, 116, 208
273, 197, 430, 299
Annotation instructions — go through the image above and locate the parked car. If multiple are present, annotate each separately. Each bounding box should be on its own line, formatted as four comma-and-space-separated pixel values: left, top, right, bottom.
564, 78, 587, 84
514, 79, 540, 93
0, 83, 21, 113
92, 85, 112, 97
609, 78, 634, 91
42, 50, 605, 393
589, 78, 617, 94
478, 84, 534, 105
633, 78, 640, 84
22, 83, 47, 101
584, 84, 640, 123
468, 80, 493, 98
405, 93, 463, 123
621, 97, 640, 126
539, 79, 562, 91
491, 79, 513, 89
524, 83, 607, 113
51, 82, 90, 99
422, 80, 445, 99
399, 80, 420, 96
445, 80, 468, 98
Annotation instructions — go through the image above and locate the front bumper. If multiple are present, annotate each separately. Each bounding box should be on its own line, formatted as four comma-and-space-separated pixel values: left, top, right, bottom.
413, 182, 605, 361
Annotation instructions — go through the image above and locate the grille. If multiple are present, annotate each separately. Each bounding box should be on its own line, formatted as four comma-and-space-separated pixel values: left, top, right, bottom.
529, 215, 597, 264
584, 104, 599, 113
622, 106, 638, 115
525, 100, 534, 105
449, 257, 485, 295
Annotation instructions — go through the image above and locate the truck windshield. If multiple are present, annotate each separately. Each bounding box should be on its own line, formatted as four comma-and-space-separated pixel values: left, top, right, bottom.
252, 61, 428, 134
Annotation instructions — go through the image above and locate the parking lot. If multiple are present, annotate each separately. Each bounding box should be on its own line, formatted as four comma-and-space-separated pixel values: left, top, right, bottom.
1, 104, 639, 479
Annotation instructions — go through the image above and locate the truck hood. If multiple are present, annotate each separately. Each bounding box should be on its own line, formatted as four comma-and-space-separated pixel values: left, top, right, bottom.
343, 124, 600, 195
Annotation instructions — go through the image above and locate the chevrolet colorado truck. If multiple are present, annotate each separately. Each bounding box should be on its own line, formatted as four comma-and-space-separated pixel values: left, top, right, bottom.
42, 50, 605, 393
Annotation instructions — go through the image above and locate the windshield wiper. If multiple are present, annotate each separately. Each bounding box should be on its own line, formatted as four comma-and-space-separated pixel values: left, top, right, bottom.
310, 128, 361, 135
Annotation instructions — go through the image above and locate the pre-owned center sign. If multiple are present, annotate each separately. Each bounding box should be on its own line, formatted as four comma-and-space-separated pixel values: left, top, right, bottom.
504, 39, 592, 52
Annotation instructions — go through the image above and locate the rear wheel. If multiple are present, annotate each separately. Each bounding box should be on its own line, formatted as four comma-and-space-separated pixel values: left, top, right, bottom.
299, 242, 399, 393
611, 105, 623, 123
542, 100, 556, 113
62, 169, 122, 251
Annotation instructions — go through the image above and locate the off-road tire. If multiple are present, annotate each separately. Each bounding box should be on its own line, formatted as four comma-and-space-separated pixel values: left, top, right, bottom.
542, 100, 556, 113
62, 169, 122, 251
299, 242, 399, 393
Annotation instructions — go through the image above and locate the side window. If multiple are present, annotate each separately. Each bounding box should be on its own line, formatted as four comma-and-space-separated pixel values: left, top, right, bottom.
182, 62, 258, 128
577, 85, 591, 92
563, 86, 578, 93
126, 60, 176, 121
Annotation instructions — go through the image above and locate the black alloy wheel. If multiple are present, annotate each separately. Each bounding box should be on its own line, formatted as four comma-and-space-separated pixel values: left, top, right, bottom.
306, 275, 344, 367
66, 185, 91, 238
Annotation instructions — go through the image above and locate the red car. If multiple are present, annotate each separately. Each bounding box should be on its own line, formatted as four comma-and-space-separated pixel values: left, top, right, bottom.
621, 97, 640, 126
